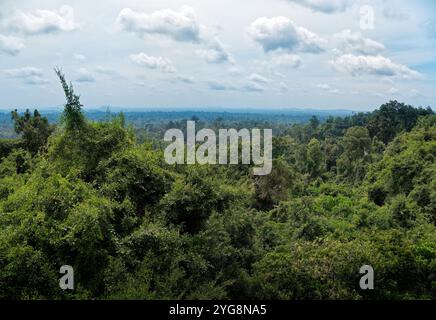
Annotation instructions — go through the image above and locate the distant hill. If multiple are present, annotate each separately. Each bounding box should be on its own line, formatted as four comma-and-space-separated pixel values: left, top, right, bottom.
0, 108, 356, 139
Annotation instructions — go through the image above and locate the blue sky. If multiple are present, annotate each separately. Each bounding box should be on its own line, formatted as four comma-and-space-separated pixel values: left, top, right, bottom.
0, 0, 435, 111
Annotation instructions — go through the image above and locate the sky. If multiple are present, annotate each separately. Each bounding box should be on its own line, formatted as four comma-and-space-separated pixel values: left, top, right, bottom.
0, 0, 435, 111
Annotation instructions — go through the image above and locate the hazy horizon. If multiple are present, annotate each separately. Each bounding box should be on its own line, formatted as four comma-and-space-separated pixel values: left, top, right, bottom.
0, 105, 366, 113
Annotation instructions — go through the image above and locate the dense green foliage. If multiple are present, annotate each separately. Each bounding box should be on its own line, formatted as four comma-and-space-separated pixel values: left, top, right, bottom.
11, 109, 54, 155
0, 73, 434, 300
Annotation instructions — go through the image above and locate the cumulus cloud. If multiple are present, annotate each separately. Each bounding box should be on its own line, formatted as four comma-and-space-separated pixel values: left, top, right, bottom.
7, 6, 78, 35
196, 39, 234, 64
117, 6, 201, 43
330, 54, 421, 79
208, 80, 264, 92
118, 6, 234, 65
130, 53, 176, 73
75, 68, 96, 83
207, 73, 274, 93
315, 83, 340, 94
242, 81, 265, 92
286, 0, 352, 13
267, 54, 303, 69
0, 34, 25, 55
334, 29, 385, 55
247, 16, 326, 53
248, 73, 270, 84
5, 67, 42, 78
4, 67, 48, 85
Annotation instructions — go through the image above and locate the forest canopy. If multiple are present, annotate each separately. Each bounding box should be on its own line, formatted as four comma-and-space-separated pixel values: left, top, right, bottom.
0, 71, 435, 300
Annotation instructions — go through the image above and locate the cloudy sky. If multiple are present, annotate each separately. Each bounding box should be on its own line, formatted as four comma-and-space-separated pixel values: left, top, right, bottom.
0, 0, 435, 111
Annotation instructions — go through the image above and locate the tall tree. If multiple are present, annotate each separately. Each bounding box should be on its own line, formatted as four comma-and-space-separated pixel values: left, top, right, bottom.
55, 67, 86, 132
307, 138, 324, 177
11, 109, 54, 154
367, 100, 433, 144
337, 126, 372, 182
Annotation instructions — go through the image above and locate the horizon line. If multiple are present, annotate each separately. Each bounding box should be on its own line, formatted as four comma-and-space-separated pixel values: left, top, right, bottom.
0, 106, 370, 113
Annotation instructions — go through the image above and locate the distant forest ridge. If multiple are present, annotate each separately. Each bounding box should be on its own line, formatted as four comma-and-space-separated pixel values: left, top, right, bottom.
0, 108, 356, 138
0, 108, 355, 119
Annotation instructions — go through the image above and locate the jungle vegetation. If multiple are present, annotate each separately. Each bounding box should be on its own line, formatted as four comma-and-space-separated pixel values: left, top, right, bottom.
0, 70, 434, 300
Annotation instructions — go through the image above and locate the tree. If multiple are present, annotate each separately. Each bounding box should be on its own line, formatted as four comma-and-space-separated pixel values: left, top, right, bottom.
253, 159, 300, 211
1, 84, 435, 301
366, 116, 435, 210
307, 138, 324, 177
342, 127, 371, 161
55, 67, 86, 132
49, 70, 134, 180
337, 126, 372, 182
309, 116, 320, 130
367, 100, 433, 144
11, 109, 54, 154
160, 167, 225, 234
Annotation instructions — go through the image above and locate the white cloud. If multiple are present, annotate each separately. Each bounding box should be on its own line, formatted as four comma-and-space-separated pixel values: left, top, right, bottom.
118, 7, 235, 67
269, 54, 303, 68
315, 83, 341, 94
334, 29, 385, 55
247, 16, 326, 53
196, 39, 234, 64
242, 81, 265, 92
207, 80, 264, 92
286, 0, 352, 13
7, 6, 78, 35
0, 1, 432, 109
117, 6, 201, 43
5, 67, 42, 78
330, 54, 421, 79
248, 73, 270, 84
130, 53, 176, 73
0, 34, 25, 56
75, 68, 96, 83
118, 6, 234, 66
24, 76, 48, 85
4, 67, 48, 85
297, 27, 327, 53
